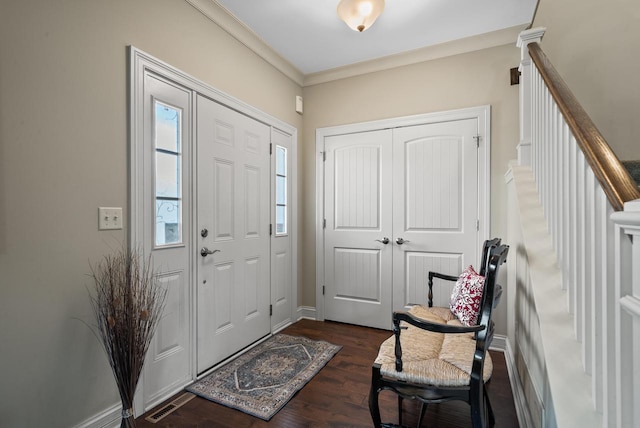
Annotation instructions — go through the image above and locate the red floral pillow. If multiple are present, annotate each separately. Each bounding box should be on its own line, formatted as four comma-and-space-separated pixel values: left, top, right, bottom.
450, 265, 485, 326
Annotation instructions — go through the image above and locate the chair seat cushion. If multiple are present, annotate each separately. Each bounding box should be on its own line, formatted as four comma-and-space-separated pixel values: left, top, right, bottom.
374, 305, 493, 387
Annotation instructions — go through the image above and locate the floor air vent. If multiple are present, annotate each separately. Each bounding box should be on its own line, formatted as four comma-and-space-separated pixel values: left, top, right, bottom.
145, 392, 196, 423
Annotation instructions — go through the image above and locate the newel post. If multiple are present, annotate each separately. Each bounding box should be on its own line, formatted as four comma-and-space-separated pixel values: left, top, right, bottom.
516, 27, 546, 166
610, 199, 640, 427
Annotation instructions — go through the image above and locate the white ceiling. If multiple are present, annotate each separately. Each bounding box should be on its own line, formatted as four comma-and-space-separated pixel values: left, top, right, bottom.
214, 0, 538, 76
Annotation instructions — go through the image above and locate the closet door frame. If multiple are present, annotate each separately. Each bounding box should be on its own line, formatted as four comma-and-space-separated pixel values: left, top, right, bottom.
315, 106, 491, 323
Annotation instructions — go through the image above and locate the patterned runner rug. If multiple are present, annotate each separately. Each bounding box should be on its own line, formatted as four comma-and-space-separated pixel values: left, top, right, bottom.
186, 334, 341, 420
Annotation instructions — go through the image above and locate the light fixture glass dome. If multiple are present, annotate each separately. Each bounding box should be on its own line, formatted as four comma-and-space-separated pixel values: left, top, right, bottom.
337, 0, 385, 33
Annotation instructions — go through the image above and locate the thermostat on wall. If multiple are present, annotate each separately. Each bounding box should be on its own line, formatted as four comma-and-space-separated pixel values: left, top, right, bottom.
295, 95, 303, 114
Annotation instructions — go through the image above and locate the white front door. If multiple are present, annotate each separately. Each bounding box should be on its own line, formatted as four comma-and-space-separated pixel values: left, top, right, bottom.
196, 95, 271, 373
322, 117, 482, 329
323, 130, 394, 330
392, 119, 479, 309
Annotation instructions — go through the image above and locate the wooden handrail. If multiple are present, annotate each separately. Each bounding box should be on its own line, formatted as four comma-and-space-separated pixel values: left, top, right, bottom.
528, 42, 640, 211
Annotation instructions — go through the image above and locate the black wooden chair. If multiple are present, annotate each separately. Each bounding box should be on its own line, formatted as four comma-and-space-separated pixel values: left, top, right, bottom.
369, 243, 509, 428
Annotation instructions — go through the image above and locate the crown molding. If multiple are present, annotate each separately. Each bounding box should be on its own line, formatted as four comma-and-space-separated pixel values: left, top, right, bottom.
304, 24, 529, 86
184, 0, 305, 86
185, 1, 528, 88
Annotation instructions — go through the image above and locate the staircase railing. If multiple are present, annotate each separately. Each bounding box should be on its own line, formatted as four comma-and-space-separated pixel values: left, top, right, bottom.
508, 28, 640, 427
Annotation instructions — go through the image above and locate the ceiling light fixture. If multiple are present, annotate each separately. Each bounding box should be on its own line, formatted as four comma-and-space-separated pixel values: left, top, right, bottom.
337, 0, 385, 33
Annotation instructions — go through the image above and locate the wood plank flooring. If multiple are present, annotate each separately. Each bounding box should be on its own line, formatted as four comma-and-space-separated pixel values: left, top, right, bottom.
136, 319, 519, 427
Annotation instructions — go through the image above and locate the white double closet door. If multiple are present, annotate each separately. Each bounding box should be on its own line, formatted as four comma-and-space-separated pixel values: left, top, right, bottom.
323, 118, 481, 330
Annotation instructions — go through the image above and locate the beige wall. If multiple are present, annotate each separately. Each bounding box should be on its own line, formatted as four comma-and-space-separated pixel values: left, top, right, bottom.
0, 1, 302, 427
301, 45, 521, 333
533, 0, 640, 161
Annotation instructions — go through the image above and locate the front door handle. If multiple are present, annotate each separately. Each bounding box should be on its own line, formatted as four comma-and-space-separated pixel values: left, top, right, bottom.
396, 237, 410, 245
200, 247, 220, 257
375, 237, 390, 245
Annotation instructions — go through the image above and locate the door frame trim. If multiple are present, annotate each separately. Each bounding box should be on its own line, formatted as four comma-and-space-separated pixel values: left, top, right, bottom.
129, 46, 298, 414
315, 105, 491, 323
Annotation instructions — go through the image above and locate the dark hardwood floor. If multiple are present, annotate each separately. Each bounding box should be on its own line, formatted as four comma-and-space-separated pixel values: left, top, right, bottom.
136, 319, 519, 427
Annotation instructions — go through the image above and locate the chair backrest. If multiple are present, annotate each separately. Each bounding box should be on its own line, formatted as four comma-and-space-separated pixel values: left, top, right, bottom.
478, 238, 501, 276
471, 244, 509, 382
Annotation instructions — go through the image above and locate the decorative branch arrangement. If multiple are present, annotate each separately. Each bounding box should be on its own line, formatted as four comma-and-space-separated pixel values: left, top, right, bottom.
88, 247, 166, 428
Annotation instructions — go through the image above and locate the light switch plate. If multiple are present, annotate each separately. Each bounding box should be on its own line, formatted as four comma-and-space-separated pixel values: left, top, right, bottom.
99, 207, 123, 230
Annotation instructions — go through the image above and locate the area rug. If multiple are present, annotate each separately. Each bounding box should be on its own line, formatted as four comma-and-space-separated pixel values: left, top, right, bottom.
186, 334, 341, 420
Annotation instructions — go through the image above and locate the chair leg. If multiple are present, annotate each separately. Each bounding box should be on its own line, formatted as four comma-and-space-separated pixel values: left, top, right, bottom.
417, 402, 428, 427
485, 390, 495, 427
398, 396, 403, 426
470, 384, 487, 428
369, 365, 383, 427
470, 402, 486, 428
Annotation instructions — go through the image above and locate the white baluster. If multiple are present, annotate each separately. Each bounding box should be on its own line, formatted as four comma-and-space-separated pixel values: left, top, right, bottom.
550, 101, 556, 250
541, 90, 547, 215
602, 195, 617, 427
591, 184, 604, 413
537, 71, 543, 185
569, 136, 578, 315
531, 67, 540, 177
544, 90, 550, 219
561, 122, 571, 293
532, 68, 538, 172
576, 152, 586, 342
584, 170, 595, 374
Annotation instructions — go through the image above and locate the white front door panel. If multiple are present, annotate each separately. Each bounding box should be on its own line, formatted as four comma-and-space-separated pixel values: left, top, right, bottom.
196, 95, 271, 373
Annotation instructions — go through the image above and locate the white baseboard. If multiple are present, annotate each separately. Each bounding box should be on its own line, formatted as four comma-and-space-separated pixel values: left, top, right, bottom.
296, 306, 317, 320
73, 402, 120, 428
503, 339, 534, 428
272, 318, 293, 334
489, 334, 507, 352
